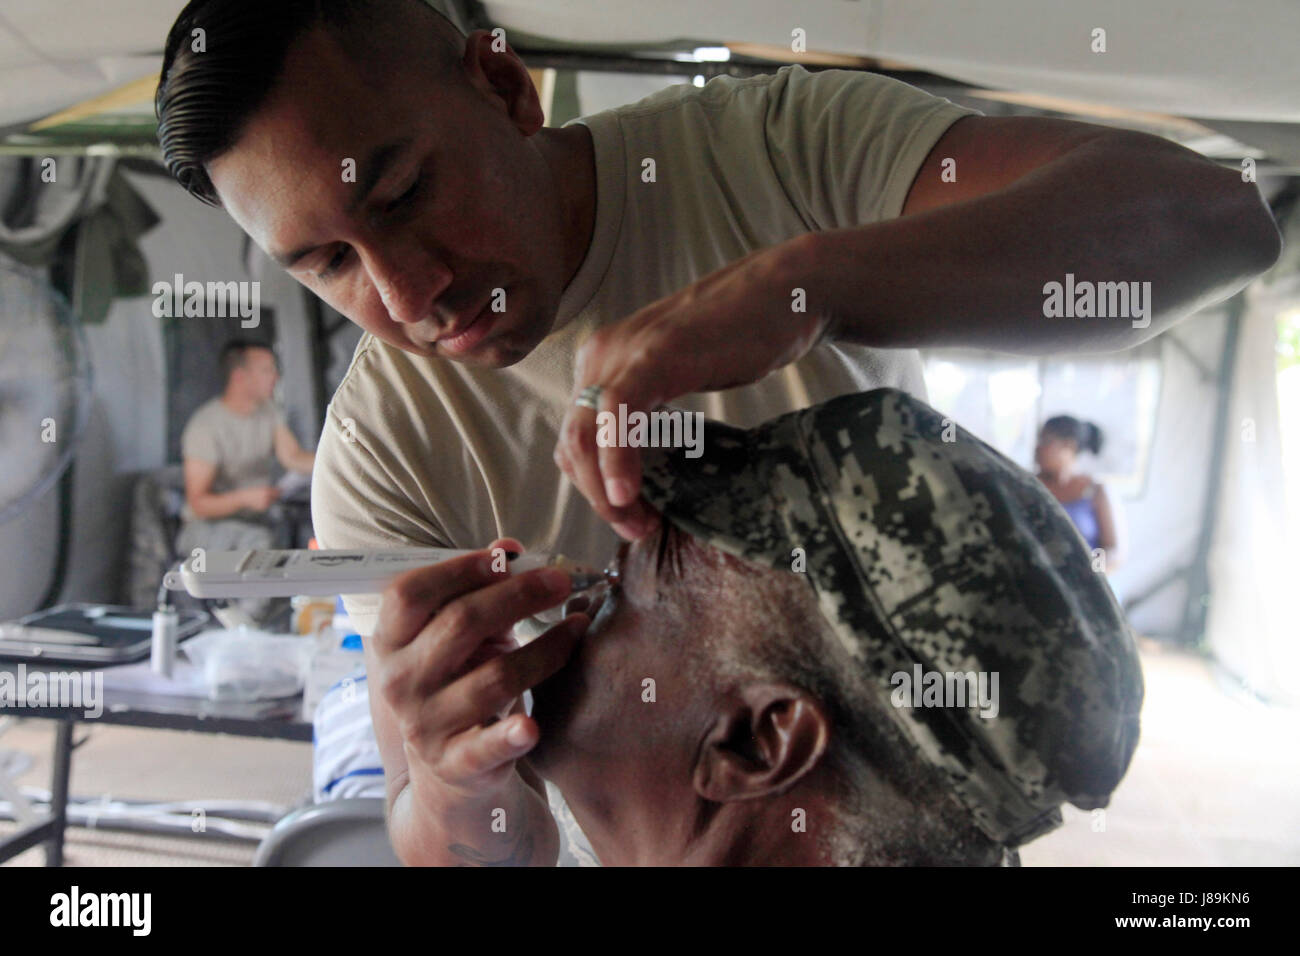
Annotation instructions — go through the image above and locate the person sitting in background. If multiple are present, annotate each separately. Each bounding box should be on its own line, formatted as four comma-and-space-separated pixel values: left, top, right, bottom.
176, 339, 315, 572
1035, 415, 1124, 571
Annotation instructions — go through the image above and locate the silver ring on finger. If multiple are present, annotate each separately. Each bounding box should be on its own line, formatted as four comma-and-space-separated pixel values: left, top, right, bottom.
575, 384, 604, 411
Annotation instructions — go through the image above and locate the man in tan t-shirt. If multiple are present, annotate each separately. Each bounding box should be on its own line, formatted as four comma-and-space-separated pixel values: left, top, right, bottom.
155, 0, 1278, 865
176, 340, 316, 566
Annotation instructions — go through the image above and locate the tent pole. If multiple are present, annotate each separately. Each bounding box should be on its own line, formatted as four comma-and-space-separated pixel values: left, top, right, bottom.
304, 288, 330, 431
1177, 297, 1244, 646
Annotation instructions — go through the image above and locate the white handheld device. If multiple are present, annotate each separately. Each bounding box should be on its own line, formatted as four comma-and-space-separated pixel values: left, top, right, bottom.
162, 548, 606, 599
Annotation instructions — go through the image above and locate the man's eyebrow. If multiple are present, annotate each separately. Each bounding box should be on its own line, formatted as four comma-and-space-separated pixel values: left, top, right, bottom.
269, 137, 415, 269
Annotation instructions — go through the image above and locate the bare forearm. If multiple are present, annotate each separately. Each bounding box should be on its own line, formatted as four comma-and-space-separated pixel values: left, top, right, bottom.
188, 489, 249, 519
288, 450, 315, 473
801, 133, 1281, 355
386, 766, 560, 867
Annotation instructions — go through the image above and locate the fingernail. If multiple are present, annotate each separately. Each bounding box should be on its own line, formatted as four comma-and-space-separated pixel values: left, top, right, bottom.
507, 719, 532, 747
605, 478, 635, 507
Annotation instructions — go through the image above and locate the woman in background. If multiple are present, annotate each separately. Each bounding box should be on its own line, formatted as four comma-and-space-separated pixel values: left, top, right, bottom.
1035, 415, 1124, 572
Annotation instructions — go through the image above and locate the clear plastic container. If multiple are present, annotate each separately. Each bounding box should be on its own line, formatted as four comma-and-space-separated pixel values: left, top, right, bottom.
182, 627, 313, 702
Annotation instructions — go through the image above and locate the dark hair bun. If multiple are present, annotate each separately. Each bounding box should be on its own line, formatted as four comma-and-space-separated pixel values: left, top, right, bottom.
1085, 422, 1104, 455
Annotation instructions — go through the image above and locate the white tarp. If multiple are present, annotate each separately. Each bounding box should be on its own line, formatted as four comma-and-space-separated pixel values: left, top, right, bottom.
488, 0, 1300, 121
1205, 271, 1300, 705
2, 0, 1299, 127
0, 0, 185, 127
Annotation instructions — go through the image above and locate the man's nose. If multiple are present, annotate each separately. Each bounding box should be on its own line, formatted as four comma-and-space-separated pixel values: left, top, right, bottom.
364, 247, 449, 325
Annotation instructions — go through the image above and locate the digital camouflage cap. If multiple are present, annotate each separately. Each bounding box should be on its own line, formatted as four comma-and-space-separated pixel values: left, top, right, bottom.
639, 388, 1144, 847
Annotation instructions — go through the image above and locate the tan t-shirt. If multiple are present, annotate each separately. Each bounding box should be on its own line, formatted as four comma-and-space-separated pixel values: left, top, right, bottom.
180, 397, 283, 521
312, 65, 980, 635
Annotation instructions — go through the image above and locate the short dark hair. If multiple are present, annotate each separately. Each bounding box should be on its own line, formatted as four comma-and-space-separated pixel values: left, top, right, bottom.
219, 339, 275, 386
156, 0, 465, 206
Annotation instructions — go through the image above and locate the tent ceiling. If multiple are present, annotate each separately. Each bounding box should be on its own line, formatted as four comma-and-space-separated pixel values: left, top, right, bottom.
2, 1, 1297, 163
481, 1, 1300, 122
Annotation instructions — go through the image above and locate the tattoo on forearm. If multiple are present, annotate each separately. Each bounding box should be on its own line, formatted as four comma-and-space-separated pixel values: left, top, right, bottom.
448, 835, 534, 867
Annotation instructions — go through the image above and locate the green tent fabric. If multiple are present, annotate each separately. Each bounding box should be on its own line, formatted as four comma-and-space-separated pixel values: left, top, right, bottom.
0, 156, 159, 323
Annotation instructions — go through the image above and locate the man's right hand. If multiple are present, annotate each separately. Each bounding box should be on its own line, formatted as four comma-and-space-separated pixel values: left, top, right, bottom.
369, 540, 587, 865
240, 485, 281, 512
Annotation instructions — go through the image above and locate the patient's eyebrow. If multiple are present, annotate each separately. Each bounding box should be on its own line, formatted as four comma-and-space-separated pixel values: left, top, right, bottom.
654, 522, 679, 583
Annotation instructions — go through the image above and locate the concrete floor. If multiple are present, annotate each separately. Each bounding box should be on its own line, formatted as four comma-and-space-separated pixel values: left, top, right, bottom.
0, 724, 312, 866
1, 641, 1297, 866
1020, 639, 1300, 866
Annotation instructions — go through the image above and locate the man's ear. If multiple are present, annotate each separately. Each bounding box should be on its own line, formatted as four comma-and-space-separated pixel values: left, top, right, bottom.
693, 683, 830, 803
461, 28, 541, 132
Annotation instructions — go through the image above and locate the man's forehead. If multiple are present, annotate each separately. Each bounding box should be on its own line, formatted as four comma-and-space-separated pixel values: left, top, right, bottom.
207, 105, 352, 255
207, 30, 427, 250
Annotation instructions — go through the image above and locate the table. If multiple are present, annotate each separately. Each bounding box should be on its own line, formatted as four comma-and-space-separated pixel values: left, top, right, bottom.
0, 660, 312, 866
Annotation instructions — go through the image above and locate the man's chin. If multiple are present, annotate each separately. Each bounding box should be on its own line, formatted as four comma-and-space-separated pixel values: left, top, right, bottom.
411, 318, 542, 368
440, 338, 532, 369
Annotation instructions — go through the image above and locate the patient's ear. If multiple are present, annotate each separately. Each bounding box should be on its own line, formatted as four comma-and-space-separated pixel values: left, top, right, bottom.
693, 683, 830, 803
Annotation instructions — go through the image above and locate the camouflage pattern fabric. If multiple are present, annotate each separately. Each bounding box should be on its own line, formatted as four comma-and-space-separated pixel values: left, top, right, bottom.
126, 465, 189, 610
640, 388, 1144, 847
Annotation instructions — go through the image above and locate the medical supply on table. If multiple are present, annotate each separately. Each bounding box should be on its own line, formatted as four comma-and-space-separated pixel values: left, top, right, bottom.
150, 604, 179, 678
182, 627, 313, 702
163, 547, 611, 599
291, 594, 336, 635
302, 627, 365, 720
151, 576, 179, 678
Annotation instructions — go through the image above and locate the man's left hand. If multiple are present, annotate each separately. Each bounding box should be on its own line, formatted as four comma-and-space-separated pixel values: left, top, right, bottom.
554, 235, 827, 540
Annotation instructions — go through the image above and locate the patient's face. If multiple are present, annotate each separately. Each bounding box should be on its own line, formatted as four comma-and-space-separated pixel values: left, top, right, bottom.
528, 519, 718, 795
527, 519, 846, 864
